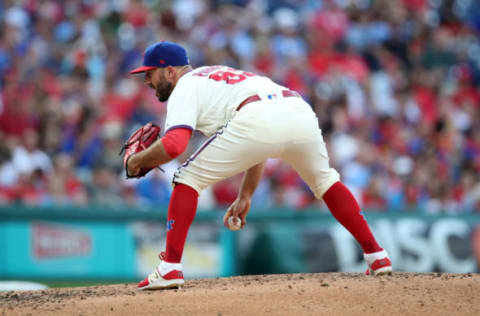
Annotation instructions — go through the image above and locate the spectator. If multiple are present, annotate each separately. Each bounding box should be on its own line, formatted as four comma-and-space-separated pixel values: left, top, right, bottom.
0, 0, 479, 213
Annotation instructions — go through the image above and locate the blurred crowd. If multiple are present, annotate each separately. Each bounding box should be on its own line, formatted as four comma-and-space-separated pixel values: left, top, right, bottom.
1, 0, 480, 213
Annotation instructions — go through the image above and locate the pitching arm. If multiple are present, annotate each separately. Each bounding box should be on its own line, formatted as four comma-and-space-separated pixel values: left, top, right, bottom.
238, 161, 267, 199
223, 161, 266, 228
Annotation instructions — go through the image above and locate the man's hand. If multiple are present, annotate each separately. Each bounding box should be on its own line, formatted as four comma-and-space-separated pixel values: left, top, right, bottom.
223, 197, 251, 229
126, 154, 141, 177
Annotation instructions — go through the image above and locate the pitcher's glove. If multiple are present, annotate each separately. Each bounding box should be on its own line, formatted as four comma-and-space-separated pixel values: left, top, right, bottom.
120, 122, 162, 178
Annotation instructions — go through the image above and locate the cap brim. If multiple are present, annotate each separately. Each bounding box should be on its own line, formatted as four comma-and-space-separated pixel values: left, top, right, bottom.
129, 66, 158, 74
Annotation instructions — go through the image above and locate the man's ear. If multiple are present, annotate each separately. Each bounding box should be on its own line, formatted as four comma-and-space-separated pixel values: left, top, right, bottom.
165, 66, 176, 81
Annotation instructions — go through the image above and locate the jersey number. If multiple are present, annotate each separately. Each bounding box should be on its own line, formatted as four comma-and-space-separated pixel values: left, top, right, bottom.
193, 66, 256, 84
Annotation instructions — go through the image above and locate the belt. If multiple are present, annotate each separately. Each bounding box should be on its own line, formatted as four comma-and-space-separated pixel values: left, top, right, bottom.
236, 90, 300, 111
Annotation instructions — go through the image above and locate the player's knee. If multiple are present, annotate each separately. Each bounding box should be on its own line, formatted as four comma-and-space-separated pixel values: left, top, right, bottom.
311, 168, 340, 199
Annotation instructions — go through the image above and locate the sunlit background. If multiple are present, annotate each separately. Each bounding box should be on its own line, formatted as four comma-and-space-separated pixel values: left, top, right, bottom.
1, 0, 480, 290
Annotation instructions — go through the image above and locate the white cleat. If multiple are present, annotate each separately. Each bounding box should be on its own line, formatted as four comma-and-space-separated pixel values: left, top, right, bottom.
364, 249, 393, 276
137, 252, 184, 290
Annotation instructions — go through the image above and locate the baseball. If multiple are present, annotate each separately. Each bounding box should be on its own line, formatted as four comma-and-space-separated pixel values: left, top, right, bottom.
227, 216, 242, 231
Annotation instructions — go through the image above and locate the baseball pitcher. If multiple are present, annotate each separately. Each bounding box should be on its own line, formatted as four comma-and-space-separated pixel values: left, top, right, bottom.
124, 42, 392, 290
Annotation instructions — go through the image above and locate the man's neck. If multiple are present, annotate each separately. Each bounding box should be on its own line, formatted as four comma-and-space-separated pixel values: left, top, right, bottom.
176, 65, 193, 80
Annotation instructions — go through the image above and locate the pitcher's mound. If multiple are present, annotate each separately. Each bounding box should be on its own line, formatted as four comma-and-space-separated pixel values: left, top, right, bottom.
1, 272, 479, 316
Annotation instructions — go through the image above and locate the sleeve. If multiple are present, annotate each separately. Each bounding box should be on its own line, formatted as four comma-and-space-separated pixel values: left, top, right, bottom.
161, 128, 192, 159
164, 76, 199, 133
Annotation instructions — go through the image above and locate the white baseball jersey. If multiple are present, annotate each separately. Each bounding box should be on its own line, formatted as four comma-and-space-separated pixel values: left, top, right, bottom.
164, 65, 287, 137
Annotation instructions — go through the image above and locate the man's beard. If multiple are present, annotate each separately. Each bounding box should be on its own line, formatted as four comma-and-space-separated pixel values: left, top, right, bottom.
155, 82, 173, 102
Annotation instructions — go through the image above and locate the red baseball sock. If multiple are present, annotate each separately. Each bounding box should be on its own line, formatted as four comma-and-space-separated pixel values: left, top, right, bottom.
322, 182, 381, 254
164, 184, 199, 263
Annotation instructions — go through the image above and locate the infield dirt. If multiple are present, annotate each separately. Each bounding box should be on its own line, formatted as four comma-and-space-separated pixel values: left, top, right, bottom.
1, 272, 479, 316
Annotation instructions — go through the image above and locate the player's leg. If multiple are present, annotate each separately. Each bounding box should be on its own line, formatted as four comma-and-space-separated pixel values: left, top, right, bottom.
322, 181, 392, 275
281, 130, 392, 275
164, 183, 198, 263
137, 183, 196, 290
138, 121, 281, 290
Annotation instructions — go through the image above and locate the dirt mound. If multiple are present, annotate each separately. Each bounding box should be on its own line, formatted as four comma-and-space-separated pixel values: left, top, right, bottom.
1, 273, 479, 316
